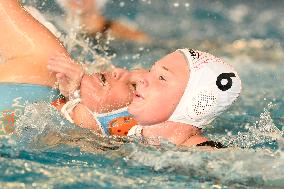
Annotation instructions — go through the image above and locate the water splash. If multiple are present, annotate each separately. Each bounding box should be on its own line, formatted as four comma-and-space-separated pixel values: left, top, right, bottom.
222, 102, 283, 148
14, 102, 76, 145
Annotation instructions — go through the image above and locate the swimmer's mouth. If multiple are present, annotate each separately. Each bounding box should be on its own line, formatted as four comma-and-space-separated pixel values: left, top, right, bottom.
134, 91, 143, 99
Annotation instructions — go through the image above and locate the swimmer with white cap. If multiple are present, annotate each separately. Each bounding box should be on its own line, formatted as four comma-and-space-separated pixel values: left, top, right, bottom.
127, 49, 242, 147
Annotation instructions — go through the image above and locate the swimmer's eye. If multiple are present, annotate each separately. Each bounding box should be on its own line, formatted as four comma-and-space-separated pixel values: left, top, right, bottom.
99, 73, 107, 85
131, 83, 136, 90
159, 76, 166, 81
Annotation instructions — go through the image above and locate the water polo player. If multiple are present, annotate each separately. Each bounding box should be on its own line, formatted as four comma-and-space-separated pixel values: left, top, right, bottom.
127, 49, 242, 147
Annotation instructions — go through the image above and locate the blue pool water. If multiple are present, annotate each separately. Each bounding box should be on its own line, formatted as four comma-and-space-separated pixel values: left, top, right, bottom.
1, 0, 284, 188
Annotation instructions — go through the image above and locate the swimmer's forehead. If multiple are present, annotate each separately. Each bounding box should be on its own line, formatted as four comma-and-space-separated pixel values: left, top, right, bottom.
153, 51, 189, 74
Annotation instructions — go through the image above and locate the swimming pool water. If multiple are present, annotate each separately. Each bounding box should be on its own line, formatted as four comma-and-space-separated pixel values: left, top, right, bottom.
1, 0, 284, 188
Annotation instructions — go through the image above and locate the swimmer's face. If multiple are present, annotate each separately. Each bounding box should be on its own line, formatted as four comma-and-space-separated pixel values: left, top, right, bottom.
80, 68, 135, 113
128, 51, 189, 125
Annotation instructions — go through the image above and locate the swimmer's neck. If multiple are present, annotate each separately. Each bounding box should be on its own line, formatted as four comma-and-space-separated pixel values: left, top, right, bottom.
141, 121, 208, 147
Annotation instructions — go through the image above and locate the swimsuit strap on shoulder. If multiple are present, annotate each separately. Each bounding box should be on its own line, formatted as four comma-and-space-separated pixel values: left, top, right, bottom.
196, 140, 226, 148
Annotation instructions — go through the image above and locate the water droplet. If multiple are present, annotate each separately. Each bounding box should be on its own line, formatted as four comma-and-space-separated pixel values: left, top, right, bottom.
173, 3, 179, 7
119, 2, 125, 7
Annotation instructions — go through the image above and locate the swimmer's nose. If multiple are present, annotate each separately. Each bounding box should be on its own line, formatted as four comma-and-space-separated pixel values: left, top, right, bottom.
111, 68, 130, 80
130, 70, 148, 87
137, 77, 148, 87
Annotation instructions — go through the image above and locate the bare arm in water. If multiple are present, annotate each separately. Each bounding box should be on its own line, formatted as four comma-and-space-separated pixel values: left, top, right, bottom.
63, 0, 150, 43
0, 0, 68, 86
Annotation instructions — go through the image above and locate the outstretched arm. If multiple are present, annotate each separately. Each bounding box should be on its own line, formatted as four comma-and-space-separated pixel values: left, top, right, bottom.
0, 0, 69, 86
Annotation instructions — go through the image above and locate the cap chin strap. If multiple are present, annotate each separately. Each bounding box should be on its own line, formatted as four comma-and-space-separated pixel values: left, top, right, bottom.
61, 97, 81, 124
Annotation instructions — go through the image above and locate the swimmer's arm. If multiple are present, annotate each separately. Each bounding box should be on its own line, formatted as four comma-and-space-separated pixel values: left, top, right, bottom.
66, 0, 150, 43
107, 21, 151, 43
48, 53, 84, 98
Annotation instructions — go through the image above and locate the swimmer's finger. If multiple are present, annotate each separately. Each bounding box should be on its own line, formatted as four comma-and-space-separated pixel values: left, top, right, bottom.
53, 63, 84, 79
48, 56, 82, 76
58, 66, 83, 79
47, 63, 66, 74
48, 57, 81, 72
56, 73, 70, 86
51, 53, 75, 64
56, 73, 66, 79
48, 58, 84, 82
50, 52, 69, 60
56, 73, 69, 88
49, 55, 75, 68
48, 55, 65, 65
48, 57, 71, 67
48, 63, 75, 76
56, 72, 81, 88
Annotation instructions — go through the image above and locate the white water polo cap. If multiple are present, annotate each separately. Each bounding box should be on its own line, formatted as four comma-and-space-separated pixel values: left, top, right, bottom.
168, 49, 241, 128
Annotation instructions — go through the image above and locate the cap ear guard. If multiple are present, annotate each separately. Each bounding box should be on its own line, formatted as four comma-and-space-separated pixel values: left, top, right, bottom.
168, 49, 241, 128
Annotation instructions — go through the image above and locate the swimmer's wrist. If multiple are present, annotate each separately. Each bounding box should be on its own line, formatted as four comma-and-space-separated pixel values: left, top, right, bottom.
65, 63, 85, 100
68, 89, 81, 100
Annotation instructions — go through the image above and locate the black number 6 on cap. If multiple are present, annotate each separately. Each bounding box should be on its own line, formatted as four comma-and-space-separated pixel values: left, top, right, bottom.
216, 73, 236, 91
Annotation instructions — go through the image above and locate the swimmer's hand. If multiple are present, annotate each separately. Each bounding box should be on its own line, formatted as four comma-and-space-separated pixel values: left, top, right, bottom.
48, 53, 84, 98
